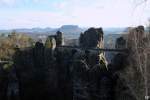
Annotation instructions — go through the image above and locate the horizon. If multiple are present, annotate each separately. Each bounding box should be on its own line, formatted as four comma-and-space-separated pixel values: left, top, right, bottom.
0, 25, 129, 30
0, 0, 150, 29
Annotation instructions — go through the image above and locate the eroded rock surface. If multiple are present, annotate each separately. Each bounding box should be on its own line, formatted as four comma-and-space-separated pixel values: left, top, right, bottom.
0, 28, 137, 100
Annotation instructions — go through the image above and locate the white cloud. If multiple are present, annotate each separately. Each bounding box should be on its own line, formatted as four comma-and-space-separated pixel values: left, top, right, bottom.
0, 0, 42, 6
0, 0, 17, 6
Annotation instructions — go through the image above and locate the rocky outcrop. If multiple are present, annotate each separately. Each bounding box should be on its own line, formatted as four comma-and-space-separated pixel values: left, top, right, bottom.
13, 41, 58, 100
0, 28, 137, 100
127, 25, 145, 48
0, 64, 8, 100
2, 48, 133, 100
45, 31, 64, 49
56, 31, 64, 46
115, 37, 126, 49
126, 26, 150, 100
79, 28, 104, 48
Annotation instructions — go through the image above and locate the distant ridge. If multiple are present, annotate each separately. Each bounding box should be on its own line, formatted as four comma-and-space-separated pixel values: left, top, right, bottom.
0, 25, 127, 34
0, 25, 85, 34
0, 25, 128, 39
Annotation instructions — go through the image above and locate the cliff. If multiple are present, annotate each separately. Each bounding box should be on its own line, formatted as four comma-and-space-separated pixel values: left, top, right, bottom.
0, 27, 137, 100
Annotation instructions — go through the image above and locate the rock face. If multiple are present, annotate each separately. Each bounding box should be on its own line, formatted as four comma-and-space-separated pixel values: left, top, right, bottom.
0, 28, 137, 100
0, 64, 8, 100
13, 42, 58, 100
45, 31, 64, 49
45, 36, 56, 50
126, 26, 150, 100
114, 26, 150, 100
127, 25, 145, 48
115, 37, 126, 49
79, 28, 104, 48
56, 31, 64, 46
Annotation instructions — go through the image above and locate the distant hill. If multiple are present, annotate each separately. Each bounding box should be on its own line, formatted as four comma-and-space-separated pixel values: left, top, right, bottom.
0, 25, 127, 39
103, 27, 127, 34
0, 25, 85, 34
59, 25, 84, 34
0, 26, 126, 34
15, 27, 54, 33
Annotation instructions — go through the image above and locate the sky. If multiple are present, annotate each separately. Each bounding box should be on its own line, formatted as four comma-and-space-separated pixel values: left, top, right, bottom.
0, 0, 150, 29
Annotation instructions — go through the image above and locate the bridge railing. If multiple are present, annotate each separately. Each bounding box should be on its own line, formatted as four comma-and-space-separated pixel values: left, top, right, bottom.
57, 46, 129, 53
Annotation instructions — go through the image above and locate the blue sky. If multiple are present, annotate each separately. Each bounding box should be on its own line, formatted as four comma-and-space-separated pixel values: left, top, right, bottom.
0, 0, 150, 29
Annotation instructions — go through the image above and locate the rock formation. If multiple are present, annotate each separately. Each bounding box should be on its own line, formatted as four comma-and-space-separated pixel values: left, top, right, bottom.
45, 31, 64, 49
126, 26, 150, 100
0, 28, 137, 100
56, 31, 64, 46
115, 37, 126, 49
79, 27, 104, 48
127, 25, 145, 48
0, 63, 8, 100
